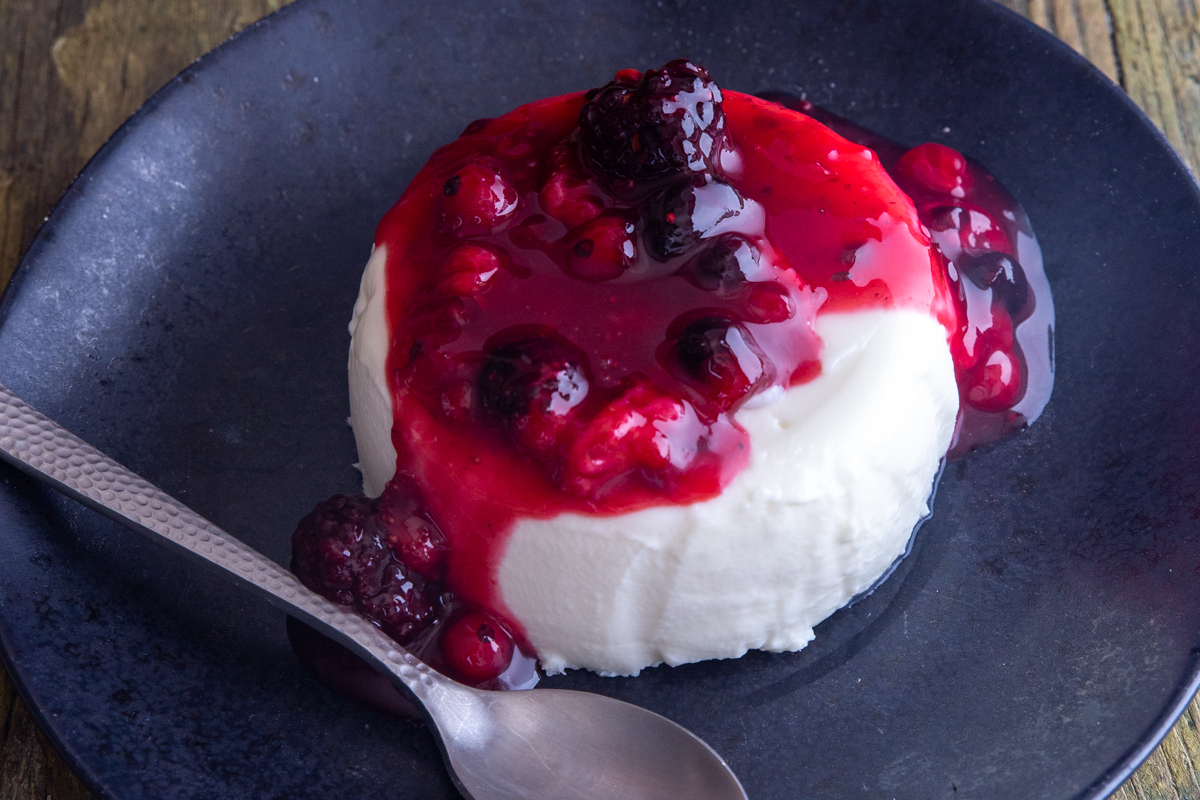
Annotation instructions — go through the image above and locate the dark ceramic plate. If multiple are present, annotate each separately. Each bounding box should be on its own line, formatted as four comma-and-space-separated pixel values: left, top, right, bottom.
2, 0, 1199, 798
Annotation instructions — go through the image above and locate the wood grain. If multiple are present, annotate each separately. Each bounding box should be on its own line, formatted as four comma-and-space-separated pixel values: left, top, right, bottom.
0, 1, 1198, 798
0, 0, 289, 289
1107, 0, 1200, 173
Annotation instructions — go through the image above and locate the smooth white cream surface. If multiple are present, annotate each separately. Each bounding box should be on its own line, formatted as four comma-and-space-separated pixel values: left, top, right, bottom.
348, 244, 395, 499
348, 247, 959, 676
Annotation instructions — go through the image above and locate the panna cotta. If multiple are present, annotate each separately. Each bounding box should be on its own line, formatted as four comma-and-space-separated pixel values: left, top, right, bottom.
292, 61, 1053, 685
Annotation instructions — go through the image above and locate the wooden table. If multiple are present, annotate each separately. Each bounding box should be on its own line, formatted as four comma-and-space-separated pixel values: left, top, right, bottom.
1, 0, 1198, 797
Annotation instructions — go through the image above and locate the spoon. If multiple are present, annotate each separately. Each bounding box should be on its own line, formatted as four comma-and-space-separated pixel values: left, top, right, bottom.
0, 382, 747, 800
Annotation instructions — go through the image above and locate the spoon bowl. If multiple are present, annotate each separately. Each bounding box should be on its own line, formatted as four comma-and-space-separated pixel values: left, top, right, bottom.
0, 382, 746, 800
433, 685, 745, 800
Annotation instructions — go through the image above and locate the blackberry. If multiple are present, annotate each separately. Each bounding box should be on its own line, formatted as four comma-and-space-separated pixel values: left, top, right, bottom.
291, 492, 439, 645
480, 329, 591, 456
291, 495, 385, 606
579, 60, 727, 183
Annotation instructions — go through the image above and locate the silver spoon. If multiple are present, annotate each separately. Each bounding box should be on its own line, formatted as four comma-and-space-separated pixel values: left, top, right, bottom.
0, 383, 747, 800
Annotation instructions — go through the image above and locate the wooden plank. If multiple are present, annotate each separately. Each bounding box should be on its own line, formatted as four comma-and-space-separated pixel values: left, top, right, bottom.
1107, 0, 1200, 173
1130, 748, 1185, 800
998, 0, 1122, 82
0, 664, 91, 800
990, 16, 1200, 799
0, 0, 290, 287
0, 0, 82, 299
1011, 0, 1200, 173
51, 0, 292, 162
1173, 705, 1200, 786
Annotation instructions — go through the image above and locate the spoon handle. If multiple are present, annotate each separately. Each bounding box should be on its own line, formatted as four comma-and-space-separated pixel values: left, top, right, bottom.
0, 382, 460, 713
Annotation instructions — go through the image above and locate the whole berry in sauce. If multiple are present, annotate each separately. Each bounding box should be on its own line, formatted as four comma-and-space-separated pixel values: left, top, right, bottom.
928, 206, 1011, 261
440, 162, 519, 236
668, 316, 769, 411
962, 346, 1023, 412
896, 142, 970, 197
291, 494, 439, 645
438, 243, 502, 297
291, 495, 382, 607
680, 233, 760, 294
645, 176, 745, 261
357, 562, 440, 644
961, 251, 1030, 319
439, 379, 474, 422
954, 297, 1016, 373
377, 475, 450, 580
744, 283, 796, 324
540, 146, 605, 228
578, 59, 727, 183
440, 612, 515, 683
563, 379, 694, 496
480, 330, 591, 457
565, 212, 638, 282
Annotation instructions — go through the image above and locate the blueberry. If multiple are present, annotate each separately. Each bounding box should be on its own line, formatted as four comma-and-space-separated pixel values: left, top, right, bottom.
645, 177, 745, 261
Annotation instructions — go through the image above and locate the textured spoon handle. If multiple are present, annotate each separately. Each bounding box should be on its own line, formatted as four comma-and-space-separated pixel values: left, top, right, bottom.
0, 382, 453, 710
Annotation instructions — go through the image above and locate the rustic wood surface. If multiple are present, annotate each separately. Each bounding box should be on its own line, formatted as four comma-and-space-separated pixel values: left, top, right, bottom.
1, 0, 1198, 797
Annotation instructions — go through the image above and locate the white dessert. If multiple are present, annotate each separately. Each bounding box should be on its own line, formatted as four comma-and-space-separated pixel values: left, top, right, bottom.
348, 243, 959, 677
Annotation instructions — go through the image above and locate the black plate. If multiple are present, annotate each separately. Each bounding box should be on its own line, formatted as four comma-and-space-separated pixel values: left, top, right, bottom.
2, 1, 1199, 798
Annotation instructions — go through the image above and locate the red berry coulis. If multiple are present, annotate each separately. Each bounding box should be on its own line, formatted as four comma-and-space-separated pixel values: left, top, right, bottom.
289, 61, 1053, 705
763, 94, 1054, 455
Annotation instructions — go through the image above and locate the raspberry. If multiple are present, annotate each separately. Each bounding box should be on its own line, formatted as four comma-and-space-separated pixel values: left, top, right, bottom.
440, 162, 519, 236
578, 60, 727, 183
480, 331, 591, 456
540, 146, 605, 228
377, 475, 449, 579
563, 379, 691, 496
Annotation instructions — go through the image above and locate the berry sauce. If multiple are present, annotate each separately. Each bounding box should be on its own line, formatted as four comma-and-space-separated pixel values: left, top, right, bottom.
760, 93, 1054, 456
289, 61, 1053, 705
